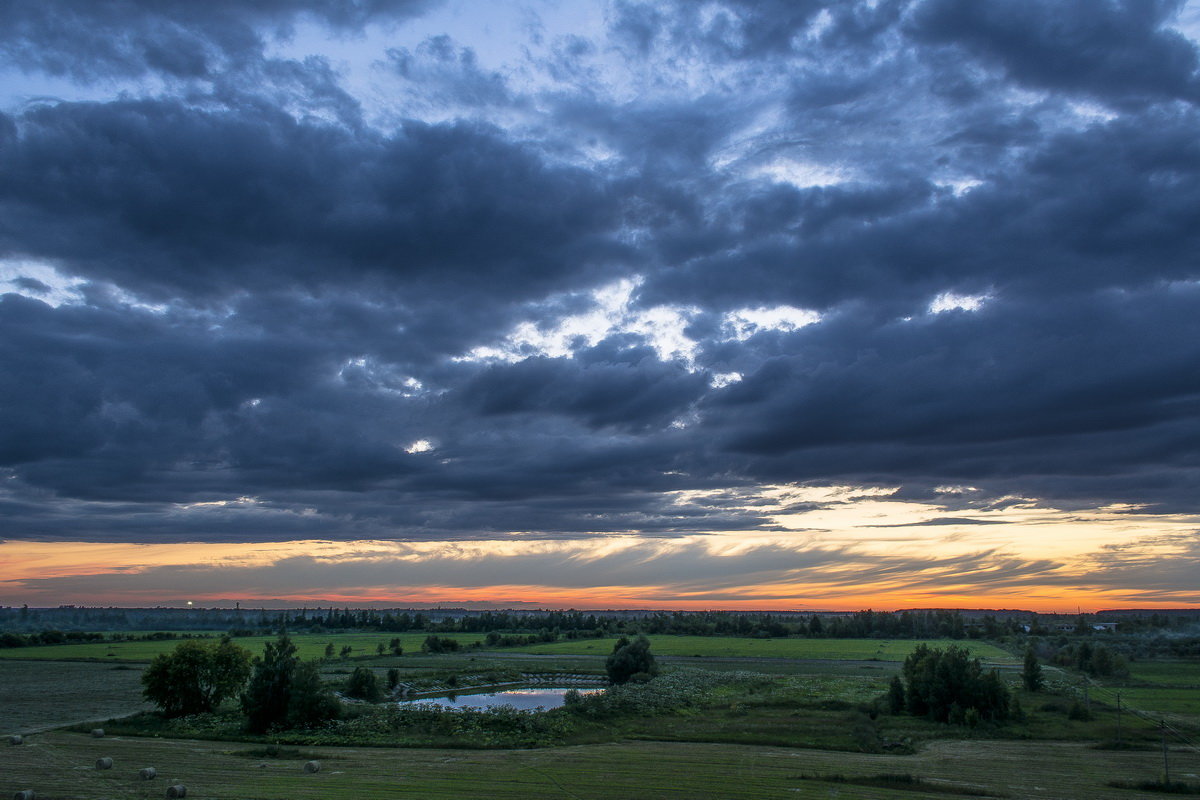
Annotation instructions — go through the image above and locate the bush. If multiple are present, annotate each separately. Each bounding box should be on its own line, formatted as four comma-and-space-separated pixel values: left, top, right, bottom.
886, 675, 906, 714
421, 636, 460, 654
605, 635, 659, 685
346, 667, 382, 702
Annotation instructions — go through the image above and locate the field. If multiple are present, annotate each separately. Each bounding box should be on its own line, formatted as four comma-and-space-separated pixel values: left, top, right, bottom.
0, 632, 490, 662
1, 730, 1191, 800
1091, 659, 1200, 717
1, 633, 1197, 800
0, 661, 150, 733
510, 636, 1016, 662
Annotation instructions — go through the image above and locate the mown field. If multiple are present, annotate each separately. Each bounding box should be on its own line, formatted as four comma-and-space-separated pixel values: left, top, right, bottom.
1, 730, 1190, 800
509, 636, 1016, 662
0, 632, 490, 662
0, 660, 150, 733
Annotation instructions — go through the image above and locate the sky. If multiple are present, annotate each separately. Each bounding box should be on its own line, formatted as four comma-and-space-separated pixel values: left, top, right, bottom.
1, 0, 1199, 612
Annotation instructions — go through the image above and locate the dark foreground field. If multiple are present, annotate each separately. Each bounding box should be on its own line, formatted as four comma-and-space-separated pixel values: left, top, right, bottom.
2, 730, 1188, 800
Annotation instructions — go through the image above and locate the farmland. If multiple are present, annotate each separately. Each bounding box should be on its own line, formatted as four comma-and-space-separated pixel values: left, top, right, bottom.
1, 631, 1198, 800
1, 729, 1189, 800
0, 660, 150, 733
508, 635, 1016, 662
0, 632, 490, 663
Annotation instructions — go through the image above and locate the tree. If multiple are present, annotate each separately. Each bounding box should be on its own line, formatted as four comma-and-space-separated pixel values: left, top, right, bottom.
605, 635, 659, 684
287, 661, 340, 728
346, 666, 382, 702
1022, 646, 1044, 692
386, 667, 401, 690
324, 642, 335, 659
242, 634, 299, 733
142, 638, 251, 717
886, 674, 906, 714
242, 634, 340, 732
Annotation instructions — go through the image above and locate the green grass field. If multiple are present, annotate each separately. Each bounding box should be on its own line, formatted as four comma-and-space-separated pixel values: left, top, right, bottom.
2, 730, 1188, 800
1125, 660, 1200, 687
0, 632, 490, 663
1087, 660, 1200, 719
509, 636, 1016, 662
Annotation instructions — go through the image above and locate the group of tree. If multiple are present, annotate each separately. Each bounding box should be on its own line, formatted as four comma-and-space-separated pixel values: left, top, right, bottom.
420, 635, 461, 653
1048, 641, 1128, 677
142, 634, 340, 732
890, 644, 1012, 725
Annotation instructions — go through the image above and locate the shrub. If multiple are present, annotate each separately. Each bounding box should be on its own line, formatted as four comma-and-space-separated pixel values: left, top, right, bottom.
886, 675, 906, 714
346, 667, 382, 702
605, 635, 659, 685
421, 636, 460, 654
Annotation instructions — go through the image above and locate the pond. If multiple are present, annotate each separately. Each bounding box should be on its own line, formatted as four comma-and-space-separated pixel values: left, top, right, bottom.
401, 687, 602, 711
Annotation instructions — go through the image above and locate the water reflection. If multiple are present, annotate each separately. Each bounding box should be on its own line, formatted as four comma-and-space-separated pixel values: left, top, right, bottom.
403, 687, 601, 711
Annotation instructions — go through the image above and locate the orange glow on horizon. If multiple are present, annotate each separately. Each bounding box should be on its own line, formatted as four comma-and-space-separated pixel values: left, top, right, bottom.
3, 490, 1197, 613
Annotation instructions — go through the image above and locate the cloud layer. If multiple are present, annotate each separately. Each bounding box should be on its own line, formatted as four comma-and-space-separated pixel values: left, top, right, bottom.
1, 0, 1199, 604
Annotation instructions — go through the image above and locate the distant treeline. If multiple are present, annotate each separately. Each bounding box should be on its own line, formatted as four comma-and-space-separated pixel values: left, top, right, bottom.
1, 606, 1196, 651
269, 607, 986, 640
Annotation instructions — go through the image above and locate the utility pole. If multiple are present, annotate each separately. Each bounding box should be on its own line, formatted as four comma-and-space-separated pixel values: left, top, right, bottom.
1115, 692, 1122, 746
1161, 720, 1170, 784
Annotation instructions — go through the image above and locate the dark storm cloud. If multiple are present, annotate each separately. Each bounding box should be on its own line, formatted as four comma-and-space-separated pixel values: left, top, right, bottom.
692, 283, 1200, 507
466, 347, 708, 432
0, 99, 621, 304
2, 0, 1200, 546
910, 0, 1200, 108
638, 104, 1200, 314
0, 0, 438, 83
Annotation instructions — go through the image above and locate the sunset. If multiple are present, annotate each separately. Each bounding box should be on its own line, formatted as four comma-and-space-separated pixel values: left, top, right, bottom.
4, 0, 1198, 614
2, 4, 1200, 797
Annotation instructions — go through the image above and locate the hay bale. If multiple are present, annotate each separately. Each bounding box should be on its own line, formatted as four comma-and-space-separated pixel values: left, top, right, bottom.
90, 728, 105, 738
8, 735, 22, 745
303, 760, 321, 773
139, 767, 157, 780
13, 790, 35, 800
166, 785, 187, 798
95, 757, 113, 770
